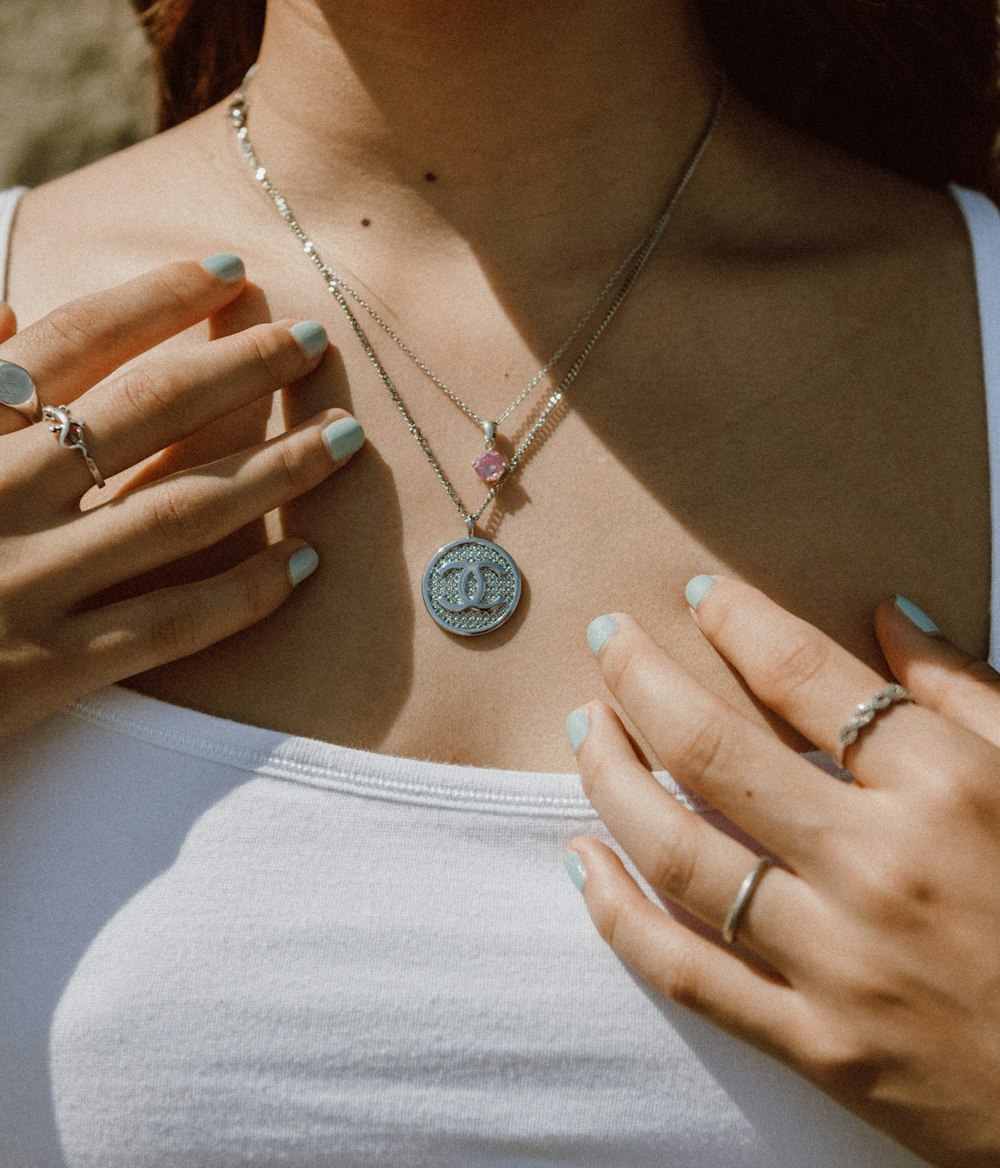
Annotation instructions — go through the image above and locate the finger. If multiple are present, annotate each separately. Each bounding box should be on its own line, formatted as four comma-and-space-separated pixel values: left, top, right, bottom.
113, 286, 280, 494
0, 304, 26, 437
0, 255, 247, 409
684, 575, 954, 783
569, 700, 812, 968
65, 409, 363, 598
62, 539, 321, 684
876, 594, 1000, 748
586, 612, 843, 863
565, 837, 799, 1060
33, 319, 330, 503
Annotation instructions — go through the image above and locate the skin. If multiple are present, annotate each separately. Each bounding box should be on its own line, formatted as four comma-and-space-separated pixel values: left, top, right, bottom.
0, 261, 361, 741
568, 580, 1000, 1166
0, 0, 996, 1159
5, 0, 987, 769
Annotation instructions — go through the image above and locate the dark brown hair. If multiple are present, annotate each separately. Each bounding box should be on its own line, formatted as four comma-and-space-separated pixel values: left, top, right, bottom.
131, 0, 999, 191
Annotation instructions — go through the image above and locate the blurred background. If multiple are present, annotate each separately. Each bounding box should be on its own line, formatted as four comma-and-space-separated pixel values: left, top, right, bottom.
0, 0, 155, 190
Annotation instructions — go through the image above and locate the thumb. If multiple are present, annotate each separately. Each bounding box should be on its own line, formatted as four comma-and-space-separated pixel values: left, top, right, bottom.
875, 594, 1000, 747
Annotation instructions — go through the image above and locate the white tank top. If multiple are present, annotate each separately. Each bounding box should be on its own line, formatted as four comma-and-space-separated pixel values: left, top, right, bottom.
2, 185, 997, 1168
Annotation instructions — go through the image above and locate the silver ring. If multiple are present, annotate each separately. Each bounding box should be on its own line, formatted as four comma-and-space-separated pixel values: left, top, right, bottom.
722, 856, 772, 945
837, 684, 912, 755
42, 405, 106, 489
0, 360, 41, 422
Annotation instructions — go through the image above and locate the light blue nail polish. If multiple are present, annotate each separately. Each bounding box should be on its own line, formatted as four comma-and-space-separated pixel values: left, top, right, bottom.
587, 615, 618, 656
894, 594, 941, 636
565, 708, 590, 753
563, 850, 587, 892
323, 416, 365, 462
288, 546, 319, 587
685, 574, 717, 612
290, 320, 329, 360
201, 253, 245, 283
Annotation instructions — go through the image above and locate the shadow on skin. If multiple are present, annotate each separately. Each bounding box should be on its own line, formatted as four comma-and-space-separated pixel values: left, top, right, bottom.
120, 284, 415, 751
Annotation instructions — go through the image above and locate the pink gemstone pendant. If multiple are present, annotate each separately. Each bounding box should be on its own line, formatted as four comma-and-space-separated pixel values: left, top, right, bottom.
472, 449, 507, 483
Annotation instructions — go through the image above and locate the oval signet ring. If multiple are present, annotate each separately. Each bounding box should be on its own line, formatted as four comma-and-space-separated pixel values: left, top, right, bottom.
0, 360, 41, 422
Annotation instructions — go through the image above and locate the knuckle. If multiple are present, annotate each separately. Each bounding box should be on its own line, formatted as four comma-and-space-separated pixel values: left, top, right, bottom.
115, 364, 186, 425
41, 300, 106, 350
863, 856, 937, 925
796, 1018, 884, 1099
646, 832, 698, 902
149, 479, 214, 551
673, 715, 734, 777
693, 585, 740, 639
761, 629, 831, 706
274, 436, 313, 495
238, 562, 278, 624
244, 325, 298, 386
152, 602, 202, 659
578, 743, 617, 804
659, 945, 704, 1012
600, 637, 646, 697
148, 263, 203, 311
600, 891, 632, 953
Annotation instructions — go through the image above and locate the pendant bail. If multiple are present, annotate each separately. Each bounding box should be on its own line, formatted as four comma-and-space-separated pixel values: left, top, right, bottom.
482, 420, 497, 449
466, 514, 476, 538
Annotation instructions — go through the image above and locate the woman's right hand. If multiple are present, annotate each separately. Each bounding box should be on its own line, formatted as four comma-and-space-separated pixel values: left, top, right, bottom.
0, 255, 363, 744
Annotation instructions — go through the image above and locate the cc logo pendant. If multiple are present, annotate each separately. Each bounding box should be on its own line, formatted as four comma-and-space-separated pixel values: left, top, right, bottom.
422, 537, 522, 635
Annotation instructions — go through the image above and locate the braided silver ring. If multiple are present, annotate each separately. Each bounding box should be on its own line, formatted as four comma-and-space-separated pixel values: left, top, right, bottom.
42, 405, 106, 489
0, 359, 41, 423
838, 683, 912, 756
722, 856, 772, 945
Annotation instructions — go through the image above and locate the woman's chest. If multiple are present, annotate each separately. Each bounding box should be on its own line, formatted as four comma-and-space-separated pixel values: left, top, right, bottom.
10, 175, 992, 767
127, 285, 992, 769
0, 730, 929, 1168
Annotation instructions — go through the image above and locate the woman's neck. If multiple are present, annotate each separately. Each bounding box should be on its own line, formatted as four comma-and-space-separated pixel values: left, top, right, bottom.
249, 0, 722, 284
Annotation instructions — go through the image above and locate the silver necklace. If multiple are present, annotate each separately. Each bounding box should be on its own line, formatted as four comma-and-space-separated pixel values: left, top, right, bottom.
230, 68, 684, 487
228, 76, 727, 635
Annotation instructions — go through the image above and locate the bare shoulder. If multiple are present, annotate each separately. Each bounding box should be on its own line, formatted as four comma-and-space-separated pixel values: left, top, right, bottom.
676, 92, 975, 304
6, 105, 249, 325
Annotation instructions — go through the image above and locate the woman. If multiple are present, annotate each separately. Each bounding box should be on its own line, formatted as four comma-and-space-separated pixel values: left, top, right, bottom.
0, 0, 997, 1163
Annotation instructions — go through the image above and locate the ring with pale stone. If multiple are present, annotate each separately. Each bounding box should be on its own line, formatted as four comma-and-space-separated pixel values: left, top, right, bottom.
0, 360, 41, 423
42, 405, 106, 489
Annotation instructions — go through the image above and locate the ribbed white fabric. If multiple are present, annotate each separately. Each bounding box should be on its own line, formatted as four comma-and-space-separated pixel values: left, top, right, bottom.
3, 184, 995, 1167
0, 687, 924, 1168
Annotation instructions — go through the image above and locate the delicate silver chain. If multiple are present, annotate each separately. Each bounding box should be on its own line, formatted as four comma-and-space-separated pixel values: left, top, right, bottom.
228, 73, 727, 534
229, 68, 685, 435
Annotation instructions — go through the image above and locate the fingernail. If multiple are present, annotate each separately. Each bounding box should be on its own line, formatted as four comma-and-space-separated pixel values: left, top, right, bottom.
894, 594, 940, 636
323, 416, 365, 461
563, 850, 587, 892
565, 707, 590, 753
288, 546, 319, 586
587, 615, 618, 656
685, 574, 717, 612
290, 320, 329, 360
201, 253, 245, 283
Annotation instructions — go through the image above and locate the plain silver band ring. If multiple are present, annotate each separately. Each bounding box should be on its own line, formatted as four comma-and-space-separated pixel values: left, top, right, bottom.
42, 404, 106, 489
722, 856, 772, 945
837, 683, 912, 757
0, 359, 41, 423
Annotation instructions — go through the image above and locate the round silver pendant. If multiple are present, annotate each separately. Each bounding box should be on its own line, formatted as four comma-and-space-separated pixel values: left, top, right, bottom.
422, 536, 522, 636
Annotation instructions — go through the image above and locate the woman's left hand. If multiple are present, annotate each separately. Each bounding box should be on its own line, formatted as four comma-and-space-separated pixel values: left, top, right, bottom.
565, 578, 1000, 1168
